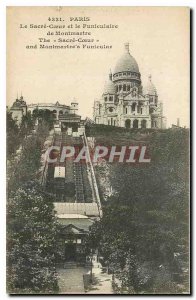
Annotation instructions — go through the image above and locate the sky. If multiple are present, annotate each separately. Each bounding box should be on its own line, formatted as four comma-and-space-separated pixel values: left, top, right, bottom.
7, 6, 190, 127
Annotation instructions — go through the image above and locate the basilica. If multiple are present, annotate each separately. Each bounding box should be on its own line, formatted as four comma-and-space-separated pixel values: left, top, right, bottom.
93, 43, 166, 129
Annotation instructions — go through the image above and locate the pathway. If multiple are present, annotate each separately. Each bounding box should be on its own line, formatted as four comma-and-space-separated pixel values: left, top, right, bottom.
57, 267, 87, 294
86, 264, 113, 294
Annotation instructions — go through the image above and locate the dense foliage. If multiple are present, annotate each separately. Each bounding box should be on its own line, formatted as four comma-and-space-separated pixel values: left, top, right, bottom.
7, 112, 20, 158
7, 182, 60, 293
87, 128, 189, 294
32, 109, 55, 130
7, 118, 60, 293
7, 123, 49, 192
7, 109, 54, 159
7, 111, 34, 158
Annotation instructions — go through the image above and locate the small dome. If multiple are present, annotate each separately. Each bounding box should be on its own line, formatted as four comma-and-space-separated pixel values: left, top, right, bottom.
114, 43, 139, 74
103, 73, 116, 95
143, 75, 157, 96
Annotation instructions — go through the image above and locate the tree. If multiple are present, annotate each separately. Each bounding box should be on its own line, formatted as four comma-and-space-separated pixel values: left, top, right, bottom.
8, 122, 49, 193
20, 111, 34, 137
87, 128, 189, 293
7, 181, 60, 293
32, 109, 54, 130
7, 111, 20, 158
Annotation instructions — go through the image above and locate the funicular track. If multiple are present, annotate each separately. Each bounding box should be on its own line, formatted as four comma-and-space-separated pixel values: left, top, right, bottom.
73, 147, 85, 203
46, 131, 90, 203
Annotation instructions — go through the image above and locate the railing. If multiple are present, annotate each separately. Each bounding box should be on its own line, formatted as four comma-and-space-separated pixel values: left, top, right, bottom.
83, 131, 103, 218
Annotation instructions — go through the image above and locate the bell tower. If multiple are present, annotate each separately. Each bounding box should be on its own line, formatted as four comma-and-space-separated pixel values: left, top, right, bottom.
70, 99, 78, 114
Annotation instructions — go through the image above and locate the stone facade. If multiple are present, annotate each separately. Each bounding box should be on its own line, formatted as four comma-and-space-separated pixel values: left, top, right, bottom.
28, 101, 78, 119
10, 97, 79, 125
9, 96, 27, 125
93, 43, 166, 129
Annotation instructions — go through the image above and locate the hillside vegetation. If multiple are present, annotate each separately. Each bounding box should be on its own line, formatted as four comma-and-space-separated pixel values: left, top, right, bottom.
86, 124, 190, 294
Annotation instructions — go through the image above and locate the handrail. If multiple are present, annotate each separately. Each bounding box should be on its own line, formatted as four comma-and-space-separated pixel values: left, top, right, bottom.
83, 131, 103, 218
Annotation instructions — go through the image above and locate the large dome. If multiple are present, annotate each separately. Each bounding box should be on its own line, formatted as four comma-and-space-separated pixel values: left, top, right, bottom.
103, 74, 116, 94
114, 43, 139, 74
143, 75, 157, 96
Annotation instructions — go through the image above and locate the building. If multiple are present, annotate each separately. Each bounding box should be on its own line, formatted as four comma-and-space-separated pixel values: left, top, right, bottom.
28, 100, 78, 120
41, 123, 101, 265
9, 95, 27, 125
54, 203, 100, 263
93, 43, 166, 129
10, 97, 79, 126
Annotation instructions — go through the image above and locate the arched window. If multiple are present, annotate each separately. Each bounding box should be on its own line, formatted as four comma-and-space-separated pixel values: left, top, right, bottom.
150, 107, 154, 114
141, 119, 147, 129
119, 85, 122, 91
59, 110, 63, 115
150, 97, 153, 102
125, 119, 131, 129
125, 107, 128, 114
123, 84, 126, 91
132, 103, 136, 112
133, 119, 139, 129
109, 96, 113, 101
104, 96, 107, 101
127, 85, 130, 92
52, 110, 57, 118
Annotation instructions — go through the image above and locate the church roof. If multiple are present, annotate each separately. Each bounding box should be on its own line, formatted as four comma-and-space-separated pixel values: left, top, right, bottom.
12, 96, 27, 108
103, 74, 116, 95
124, 92, 145, 101
143, 75, 157, 96
114, 43, 139, 74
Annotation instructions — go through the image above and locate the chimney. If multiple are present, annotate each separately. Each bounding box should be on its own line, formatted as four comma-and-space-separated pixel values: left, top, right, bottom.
177, 118, 180, 127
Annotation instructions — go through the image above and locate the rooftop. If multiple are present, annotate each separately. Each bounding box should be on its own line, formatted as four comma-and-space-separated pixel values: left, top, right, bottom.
54, 202, 100, 217
114, 43, 139, 74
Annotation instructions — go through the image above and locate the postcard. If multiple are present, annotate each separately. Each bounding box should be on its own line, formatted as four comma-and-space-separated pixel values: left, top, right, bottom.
6, 6, 190, 294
